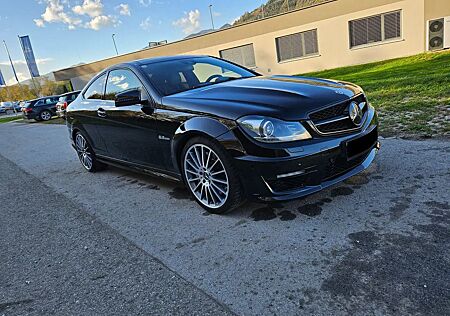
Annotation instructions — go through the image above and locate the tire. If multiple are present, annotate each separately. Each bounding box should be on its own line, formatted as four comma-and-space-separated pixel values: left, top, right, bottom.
181, 136, 244, 214
74, 132, 106, 172
40, 110, 52, 121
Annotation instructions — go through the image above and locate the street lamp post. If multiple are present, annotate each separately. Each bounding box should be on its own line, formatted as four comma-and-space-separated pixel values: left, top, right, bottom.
209, 5, 215, 30
112, 33, 119, 56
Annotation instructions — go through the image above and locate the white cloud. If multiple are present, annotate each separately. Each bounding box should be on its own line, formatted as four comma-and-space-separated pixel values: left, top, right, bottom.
72, 0, 104, 18
6, 73, 29, 86
116, 3, 131, 16
85, 15, 118, 30
139, 0, 151, 7
34, 19, 45, 27
34, 0, 82, 29
173, 9, 201, 35
0, 58, 53, 66
140, 17, 151, 31
34, 0, 119, 31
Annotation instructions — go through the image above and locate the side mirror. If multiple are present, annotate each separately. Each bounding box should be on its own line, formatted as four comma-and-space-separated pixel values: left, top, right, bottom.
115, 88, 147, 107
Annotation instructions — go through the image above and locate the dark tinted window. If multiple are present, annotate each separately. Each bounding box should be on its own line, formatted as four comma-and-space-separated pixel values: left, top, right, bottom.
276, 29, 319, 62
84, 74, 106, 100
349, 11, 401, 48
220, 44, 256, 68
70, 93, 79, 101
105, 69, 144, 101
140, 57, 255, 96
44, 97, 57, 104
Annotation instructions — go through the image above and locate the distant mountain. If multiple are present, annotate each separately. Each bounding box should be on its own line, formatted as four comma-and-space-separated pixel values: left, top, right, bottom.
184, 0, 329, 39
184, 23, 232, 39
233, 0, 330, 25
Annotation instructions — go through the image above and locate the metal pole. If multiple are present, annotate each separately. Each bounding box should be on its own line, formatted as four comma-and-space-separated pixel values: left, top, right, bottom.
2, 40, 21, 85
2, 40, 25, 103
209, 5, 215, 30
112, 34, 119, 55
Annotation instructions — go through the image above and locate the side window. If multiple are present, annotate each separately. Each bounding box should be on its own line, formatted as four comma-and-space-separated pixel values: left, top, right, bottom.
105, 69, 144, 101
84, 74, 106, 100
35, 100, 44, 106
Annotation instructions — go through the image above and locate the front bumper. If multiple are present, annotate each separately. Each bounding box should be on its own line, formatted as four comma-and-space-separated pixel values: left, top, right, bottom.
232, 107, 379, 201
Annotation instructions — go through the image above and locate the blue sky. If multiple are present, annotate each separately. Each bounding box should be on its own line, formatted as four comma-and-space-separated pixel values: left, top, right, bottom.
0, 0, 262, 85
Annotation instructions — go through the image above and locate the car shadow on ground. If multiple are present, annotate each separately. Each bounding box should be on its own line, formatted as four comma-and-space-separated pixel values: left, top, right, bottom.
103, 159, 381, 221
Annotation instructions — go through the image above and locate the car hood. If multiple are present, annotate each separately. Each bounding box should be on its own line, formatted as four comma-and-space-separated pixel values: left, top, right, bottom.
162, 75, 363, 121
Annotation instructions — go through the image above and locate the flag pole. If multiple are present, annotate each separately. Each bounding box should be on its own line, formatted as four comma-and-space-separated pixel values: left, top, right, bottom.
2, 40, 22, 88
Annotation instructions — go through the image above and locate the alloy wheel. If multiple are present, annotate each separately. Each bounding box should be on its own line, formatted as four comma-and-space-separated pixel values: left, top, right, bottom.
75, 133, 93, 170
184, 144, 229, 209
41, 111, 51, 121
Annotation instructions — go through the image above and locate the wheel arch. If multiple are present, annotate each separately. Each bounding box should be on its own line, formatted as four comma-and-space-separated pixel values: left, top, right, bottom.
171, 117, 244, 175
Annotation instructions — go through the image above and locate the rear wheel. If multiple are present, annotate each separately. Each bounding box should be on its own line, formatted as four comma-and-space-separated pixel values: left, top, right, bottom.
74, 132, 106, 172
40, 110, 52, 121
181, 136, 244, 214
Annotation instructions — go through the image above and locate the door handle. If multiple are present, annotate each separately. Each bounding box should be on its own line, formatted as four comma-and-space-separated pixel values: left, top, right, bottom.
97, 108, 107, 118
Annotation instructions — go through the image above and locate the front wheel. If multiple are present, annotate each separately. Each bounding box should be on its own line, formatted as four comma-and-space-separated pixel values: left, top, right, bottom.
181, 137, 244, 214
74, 132, 106, 172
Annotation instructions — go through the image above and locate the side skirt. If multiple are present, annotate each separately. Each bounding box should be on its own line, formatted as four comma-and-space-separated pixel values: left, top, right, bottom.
96, 154, 182, 183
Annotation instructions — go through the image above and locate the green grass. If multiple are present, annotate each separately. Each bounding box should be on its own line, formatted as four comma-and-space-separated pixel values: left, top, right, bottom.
300, 51, 450, 137
0, 116, 22, 124
42, 117, 65, 125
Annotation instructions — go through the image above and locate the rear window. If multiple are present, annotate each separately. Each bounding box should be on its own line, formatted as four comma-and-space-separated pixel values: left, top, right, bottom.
58, 96, 66, 102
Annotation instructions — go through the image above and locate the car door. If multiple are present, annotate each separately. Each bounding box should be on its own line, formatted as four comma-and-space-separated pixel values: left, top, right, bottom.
98, 68, 164, 168
76, 73, 108, 155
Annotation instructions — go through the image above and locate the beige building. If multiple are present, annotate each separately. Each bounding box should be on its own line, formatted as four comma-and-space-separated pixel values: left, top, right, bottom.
53, 0, 450, 90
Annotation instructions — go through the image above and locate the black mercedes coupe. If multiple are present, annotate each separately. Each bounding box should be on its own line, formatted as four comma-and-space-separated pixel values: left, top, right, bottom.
66, 55, 379, 213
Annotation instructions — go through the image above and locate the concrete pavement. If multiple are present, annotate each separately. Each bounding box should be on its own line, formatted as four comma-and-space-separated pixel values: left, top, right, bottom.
0, 121, 449, 315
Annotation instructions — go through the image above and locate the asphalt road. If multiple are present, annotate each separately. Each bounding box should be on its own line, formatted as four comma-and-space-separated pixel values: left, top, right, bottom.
0, 121, 449, 315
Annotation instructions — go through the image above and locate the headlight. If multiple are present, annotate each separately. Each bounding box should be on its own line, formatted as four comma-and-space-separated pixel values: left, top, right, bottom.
237, 115, 311, 143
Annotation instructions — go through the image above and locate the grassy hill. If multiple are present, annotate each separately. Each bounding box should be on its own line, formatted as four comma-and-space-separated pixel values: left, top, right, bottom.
301, 51, 450, 137
233, 0, 330, 25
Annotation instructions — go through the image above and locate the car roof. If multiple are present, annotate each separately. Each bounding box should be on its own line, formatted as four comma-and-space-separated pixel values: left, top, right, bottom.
29, 95, 61, 102
60, 90, 81, 96
109, 55, 208, 69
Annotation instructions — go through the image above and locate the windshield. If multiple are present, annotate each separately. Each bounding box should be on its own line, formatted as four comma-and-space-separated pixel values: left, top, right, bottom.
140, 57, 256, 96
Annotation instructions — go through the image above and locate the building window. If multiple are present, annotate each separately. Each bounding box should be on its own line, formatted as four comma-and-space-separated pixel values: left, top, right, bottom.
220, 44, 256, 68
349, 10, 401, 48
275, 29, 319, 63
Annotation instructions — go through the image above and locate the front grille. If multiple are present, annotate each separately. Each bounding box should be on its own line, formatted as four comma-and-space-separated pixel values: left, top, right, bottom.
324, 154, 367, 181
266, 175, 305, 193
317, 118, 355, 133
309, 102, 349, 121
309, 94, 367, 134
